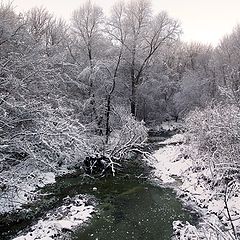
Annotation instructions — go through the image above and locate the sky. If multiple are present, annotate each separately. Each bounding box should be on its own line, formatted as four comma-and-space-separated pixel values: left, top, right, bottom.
11, 0, 240, 46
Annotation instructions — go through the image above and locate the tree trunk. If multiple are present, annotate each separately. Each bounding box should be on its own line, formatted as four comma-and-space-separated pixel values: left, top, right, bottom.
131, 79, 136, 116
105, 95, 111, 144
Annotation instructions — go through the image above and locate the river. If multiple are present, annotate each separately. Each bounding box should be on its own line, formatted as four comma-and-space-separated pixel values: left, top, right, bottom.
0, 131, 198, 240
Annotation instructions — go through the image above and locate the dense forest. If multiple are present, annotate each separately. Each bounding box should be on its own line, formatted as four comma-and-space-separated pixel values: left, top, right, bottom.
0, 0, 240, 239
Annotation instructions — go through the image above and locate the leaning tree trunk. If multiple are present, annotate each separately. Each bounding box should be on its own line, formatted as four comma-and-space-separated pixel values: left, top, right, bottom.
105, 95, 111, 144
131, 82, 136, 117
130, 65, 137, 117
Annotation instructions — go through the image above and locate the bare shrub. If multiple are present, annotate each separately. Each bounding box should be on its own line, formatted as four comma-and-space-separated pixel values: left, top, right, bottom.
186, 104, 240, 179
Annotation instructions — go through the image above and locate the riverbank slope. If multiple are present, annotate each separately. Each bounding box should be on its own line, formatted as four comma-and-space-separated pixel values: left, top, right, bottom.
147, 126, 240, 239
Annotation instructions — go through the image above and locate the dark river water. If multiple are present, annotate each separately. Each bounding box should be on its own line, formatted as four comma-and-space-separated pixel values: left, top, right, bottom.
71, 177, 196, 240
0, 133, 198, 240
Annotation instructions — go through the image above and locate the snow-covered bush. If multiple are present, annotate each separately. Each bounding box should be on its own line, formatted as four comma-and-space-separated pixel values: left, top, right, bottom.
0, 102, 90, 171
186, 104, 240, 179
107, 106, 148, 160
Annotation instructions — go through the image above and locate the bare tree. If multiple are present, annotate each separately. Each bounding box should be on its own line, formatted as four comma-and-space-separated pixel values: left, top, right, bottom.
0, 2, 25, 50
25, 7, 53, 43
101, 2, 126, 144
215, 25, 240, 101
72, 1, 104, 69
44, 18, 68, 56
107, 0, 181, 117
71, 1, 105, 130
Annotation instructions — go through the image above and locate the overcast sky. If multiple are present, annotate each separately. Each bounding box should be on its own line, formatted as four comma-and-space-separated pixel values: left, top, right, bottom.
12, 0, 240, 46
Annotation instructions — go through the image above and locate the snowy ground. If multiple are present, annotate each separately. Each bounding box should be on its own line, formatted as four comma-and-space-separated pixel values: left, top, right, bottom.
12, 195, 96, 240
147, 131, 240, 240
0, 169, 56, 214
160, 121, 184, 132
0, 162, 97, 240
0, 157, 75, 214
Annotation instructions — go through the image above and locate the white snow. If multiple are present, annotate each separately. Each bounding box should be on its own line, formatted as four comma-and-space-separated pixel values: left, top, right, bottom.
172, 220, 200, 240
155, 146, 190, 179
0, 171, 56, 214
160, 121, 183, 131
152, 136, 191, 184
12, 195, 96, 240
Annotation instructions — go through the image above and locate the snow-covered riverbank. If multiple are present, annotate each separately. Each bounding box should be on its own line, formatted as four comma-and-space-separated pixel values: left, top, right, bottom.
147, 132, 240, 239
12, 195, 96, 240
0, 162, 78, 215
0, 164, 97, 240
0, 169, 56, 214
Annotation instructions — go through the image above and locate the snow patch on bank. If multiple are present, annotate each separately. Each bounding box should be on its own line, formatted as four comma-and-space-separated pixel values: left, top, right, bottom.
160, 121, 184, 132
0, 170, 56, 214
153, 145, 191, 183
148, 133, 240, 239
13, 195, 96, 240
